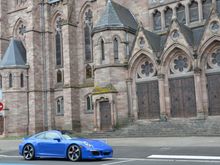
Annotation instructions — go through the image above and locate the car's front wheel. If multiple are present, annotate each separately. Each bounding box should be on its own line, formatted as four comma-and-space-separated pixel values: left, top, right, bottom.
23, 144, 35, 160
67, 144, 81, 161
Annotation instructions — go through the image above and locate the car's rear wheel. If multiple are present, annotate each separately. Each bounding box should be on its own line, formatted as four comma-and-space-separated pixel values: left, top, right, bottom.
23, 144, 35, 160
67, 144, 81, 161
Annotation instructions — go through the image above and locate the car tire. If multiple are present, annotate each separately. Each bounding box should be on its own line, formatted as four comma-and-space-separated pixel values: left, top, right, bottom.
23, 144, 35, 160
67, 144, 81, 162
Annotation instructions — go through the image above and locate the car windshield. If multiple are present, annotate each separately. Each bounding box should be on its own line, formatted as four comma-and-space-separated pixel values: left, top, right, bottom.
62, 134, 72, 140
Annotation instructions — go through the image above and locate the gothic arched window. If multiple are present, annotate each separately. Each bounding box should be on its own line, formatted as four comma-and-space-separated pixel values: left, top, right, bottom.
0, 74, 2, 89
189, 0, 199, 22
9, 73, 13, 88
165, 7, 173, 28
101, 39, 105, 61
176, 4, 186, 24
86, 64, 92, 79
113, 37, 119, 62
202, 0, 212, 20
86, 95, 93, 111
56, 97, 64, 115
55, 17, 63, 67
20, 73, 24, 87
84, 9, 93, 62
153, 10, 162, 30
217, 0, 220, 14
57, 70, 62, 83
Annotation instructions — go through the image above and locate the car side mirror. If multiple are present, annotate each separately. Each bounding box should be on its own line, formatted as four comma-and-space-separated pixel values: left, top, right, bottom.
54, 138, 61, 142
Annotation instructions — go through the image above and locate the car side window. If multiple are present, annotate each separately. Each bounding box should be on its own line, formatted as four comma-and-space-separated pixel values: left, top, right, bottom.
45, 132, 61, 140
35, 133, 45, 139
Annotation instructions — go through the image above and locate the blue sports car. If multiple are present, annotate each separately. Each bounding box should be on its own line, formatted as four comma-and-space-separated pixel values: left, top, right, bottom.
18, 130, 113, 161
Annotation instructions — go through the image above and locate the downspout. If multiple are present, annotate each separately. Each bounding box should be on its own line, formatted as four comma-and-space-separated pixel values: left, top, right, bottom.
26, 69, 29, 135
40, 0, 48, 130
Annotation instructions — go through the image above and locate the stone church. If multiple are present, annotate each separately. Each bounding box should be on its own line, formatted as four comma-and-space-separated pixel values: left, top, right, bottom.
0, 0, 220, 136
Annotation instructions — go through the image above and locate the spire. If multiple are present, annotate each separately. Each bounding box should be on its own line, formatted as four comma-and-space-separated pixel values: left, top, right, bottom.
0, 39, 26, 68
93, 0, 138, 34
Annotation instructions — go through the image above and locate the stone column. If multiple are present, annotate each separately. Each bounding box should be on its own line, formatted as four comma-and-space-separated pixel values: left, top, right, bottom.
126, 78, 133, 118
198, 0, 203, 21
158, 74, 167, 121
185, 3, 190, 25
194, 67, 205, 119
161, 9, 165, 31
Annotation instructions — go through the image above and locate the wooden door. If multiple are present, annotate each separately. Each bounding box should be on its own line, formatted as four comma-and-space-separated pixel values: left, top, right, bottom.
136, 81, 160, 119
169, 77, 196, 117
207, 73, 220, 115
0, 116, 3, 135
100, 101, 111, 131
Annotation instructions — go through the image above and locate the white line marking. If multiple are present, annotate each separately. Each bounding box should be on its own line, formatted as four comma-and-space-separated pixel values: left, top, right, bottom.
148, 155, 220, 160
101, 159, 135, 165
0, 155, 21, 158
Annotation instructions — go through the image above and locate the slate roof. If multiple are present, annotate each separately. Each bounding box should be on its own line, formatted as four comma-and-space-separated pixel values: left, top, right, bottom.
143, 28, 161, 52
93, 0, 138, 34
0, 39, 27, 68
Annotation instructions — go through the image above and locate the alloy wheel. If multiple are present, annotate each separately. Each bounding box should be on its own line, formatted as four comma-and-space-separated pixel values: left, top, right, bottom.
67, 144, 81, 161
23, 144, 35, 160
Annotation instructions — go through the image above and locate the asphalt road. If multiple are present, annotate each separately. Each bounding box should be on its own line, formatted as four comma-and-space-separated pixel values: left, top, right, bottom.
1, 146, 220, 165
1, 137, 220, 165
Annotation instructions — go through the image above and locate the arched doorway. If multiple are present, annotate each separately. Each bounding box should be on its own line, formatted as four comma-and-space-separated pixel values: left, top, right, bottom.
0, 116, 4, 135
136, 57, 160, 119
206, 48, 220, 115
100, 101, 112, 131
168, 52, 197, 117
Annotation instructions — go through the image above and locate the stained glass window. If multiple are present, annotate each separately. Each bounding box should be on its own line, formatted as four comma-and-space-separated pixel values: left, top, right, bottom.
153, 10, 162, 30
176, 4, 186, 24
56, 97, 64, 115
84, 9, 93, 62
211, 50, 220, 66
101, 39, 105, 61
165, 7, 173, 28
20, 73, 24, 87
86, 65, 92, 79
55, 17, 62, 66
202, 0, 212, 19
57, 70, 62, 83
174, 56, 188, 72
217, 0, 220, 14
9, 73, 12, 88
114, 38, 119, 61
189, 0, 199, 22
0, 74, 2, 89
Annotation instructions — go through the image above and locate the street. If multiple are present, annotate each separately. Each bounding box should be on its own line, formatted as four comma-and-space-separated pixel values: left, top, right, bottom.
1, 137, 220, 165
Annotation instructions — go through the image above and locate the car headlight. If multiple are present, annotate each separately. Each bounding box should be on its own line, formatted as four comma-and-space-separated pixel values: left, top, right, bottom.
83, 141, 93, 148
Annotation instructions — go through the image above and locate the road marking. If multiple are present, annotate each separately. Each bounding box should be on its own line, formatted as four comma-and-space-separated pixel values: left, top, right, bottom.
101, 159, 136, 165
0, 155, 21, 158
148, 155, 220, 160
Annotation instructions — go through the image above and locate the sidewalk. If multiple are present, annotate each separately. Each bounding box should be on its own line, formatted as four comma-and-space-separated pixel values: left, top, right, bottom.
0, 137, 220, 153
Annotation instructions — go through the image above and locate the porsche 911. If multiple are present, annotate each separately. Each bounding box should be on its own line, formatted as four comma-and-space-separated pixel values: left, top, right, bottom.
18, 130, 113, 161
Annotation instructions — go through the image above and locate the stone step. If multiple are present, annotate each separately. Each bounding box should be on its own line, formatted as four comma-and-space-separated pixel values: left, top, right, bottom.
87, 116, 220, 138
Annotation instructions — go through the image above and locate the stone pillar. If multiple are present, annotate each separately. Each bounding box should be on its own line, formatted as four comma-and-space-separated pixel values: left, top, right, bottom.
185, 3, 190, 26
194, 67, 205, 119
198, 0, 203, 21
161, 9, 165, 30
62, 20, 80, 131
158, 74, 167, 121
126, 78, 133, 118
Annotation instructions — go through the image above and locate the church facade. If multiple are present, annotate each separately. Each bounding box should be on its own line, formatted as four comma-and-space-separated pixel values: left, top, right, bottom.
0, 0, 220, 136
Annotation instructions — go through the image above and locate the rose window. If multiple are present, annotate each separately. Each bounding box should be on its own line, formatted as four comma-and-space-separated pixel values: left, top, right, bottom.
141, 61, 154, 76
174, 56, 188, 72
208, 49, 220, 69
137, 59, 156, 79
170, 55, 190, 74
211, 51, 220, 66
